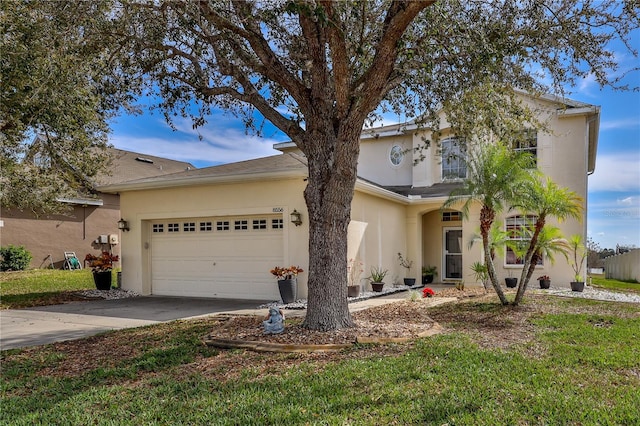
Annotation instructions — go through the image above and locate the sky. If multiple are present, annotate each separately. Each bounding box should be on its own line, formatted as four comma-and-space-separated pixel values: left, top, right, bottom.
108, 37, 640, 252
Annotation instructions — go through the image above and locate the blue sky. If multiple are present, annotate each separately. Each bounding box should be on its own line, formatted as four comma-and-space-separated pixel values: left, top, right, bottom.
108, 40, 639, 252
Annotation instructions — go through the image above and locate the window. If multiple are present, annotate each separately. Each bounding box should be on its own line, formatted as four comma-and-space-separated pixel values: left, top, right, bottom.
389, 145, 404, 166
183, 222, 196, 232
511, 129, 537, 165
505, 215, 543, 265
234, 220, 248, 230
253, 219, 267, 230
152, 224, 164, 233
216, 221, 230, 231
168, 223, 180, 233
441, 138, 466, 180
442, 211, 462, 222
200, 221, 213, 232
272, 218, 284, 229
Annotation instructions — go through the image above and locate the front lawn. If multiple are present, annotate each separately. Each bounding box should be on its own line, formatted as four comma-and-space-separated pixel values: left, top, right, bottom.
1, 294, 639, 425
590, 276, 640, 293
0, 269, 116, 309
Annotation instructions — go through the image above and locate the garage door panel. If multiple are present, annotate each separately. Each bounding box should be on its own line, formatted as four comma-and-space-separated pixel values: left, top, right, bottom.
150, 216, 284, 300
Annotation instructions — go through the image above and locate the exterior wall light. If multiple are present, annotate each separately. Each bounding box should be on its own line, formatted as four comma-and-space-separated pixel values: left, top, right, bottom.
117, 218, 130, 232
290, 209, 302, 226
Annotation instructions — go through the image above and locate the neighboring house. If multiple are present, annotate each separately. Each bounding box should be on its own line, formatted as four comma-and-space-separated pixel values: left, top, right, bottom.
0, 148, 194, 269
101, 93, 599, 300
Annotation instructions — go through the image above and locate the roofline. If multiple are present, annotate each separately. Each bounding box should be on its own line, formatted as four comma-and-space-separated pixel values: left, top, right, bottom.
57, 197, 104, 206
355, 180, 410, 204
99, 168, 307, 193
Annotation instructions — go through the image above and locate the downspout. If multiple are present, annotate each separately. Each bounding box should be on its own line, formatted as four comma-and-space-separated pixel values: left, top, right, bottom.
584, 112, 599, 277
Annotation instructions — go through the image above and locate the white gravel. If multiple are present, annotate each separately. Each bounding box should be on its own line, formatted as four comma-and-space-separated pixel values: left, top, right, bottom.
539, 286, 640, 304
76, 285, 640, 306
76, 289, 140, 300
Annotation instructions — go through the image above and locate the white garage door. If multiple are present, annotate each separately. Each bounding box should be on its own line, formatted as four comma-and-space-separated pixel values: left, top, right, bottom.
150, 215, 284, 299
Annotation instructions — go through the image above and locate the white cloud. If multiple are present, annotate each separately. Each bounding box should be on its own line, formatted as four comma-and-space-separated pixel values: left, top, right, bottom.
600, 118, 640, 131
111, 117, 284, 166
589, 151, 640, 192
618, 196, 636, 206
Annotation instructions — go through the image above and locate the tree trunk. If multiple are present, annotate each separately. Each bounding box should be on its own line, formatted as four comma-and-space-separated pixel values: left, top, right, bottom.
514, 217, 545, 305
301, 123, 360, 331
480, 206, 508, 305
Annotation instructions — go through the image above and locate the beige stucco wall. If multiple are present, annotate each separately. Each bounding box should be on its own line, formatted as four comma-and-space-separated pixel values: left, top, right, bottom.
349, 191, 409, 291
118, 177, 309, 297
358, 135, 413, 186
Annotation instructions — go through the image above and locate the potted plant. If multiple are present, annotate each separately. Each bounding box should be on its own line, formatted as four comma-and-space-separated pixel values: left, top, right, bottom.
397, 253, 415, 286
537, 275, 551, 289
270, 265, 303, 303
422, 265, 438, 284
347, 258, 363, 298
566, 234, 587, 292
84, 251, 119, 290
367, 266, 388, 292
504, 271, 517, 288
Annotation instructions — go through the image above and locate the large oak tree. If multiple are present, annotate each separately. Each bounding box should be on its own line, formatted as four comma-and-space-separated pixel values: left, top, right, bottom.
4, 1, 637, 329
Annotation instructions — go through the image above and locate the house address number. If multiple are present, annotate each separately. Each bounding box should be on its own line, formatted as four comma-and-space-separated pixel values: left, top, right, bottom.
273, 207, 284, 213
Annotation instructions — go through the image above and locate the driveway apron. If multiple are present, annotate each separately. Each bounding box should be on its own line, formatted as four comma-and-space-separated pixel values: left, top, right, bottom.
0, 297, 270, 350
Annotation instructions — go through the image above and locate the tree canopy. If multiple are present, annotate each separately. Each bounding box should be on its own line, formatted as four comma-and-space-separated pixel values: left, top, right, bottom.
2, 0, 638, 328
1, 1, 128, 213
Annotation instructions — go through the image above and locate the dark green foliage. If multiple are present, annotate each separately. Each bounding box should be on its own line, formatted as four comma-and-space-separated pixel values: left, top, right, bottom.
0, 245, 33, 271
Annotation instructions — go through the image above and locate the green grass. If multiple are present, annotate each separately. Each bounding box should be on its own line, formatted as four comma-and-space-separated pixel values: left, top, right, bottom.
2, 296, 639, 425
590, 275, 640, 293
0, 269, 118, 309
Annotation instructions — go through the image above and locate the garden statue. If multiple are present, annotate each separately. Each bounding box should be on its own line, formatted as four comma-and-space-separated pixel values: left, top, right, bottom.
263, 307, 285, 334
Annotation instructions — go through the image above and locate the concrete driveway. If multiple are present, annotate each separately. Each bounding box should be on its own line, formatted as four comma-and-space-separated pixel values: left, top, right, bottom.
0, 296, 270, 351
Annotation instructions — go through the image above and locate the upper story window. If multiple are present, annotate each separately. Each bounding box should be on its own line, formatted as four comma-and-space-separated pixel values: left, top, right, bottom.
505, 215, 543, 266
441, 137, 466, 180
511, 129, 537, 165
389, 145, 404, 166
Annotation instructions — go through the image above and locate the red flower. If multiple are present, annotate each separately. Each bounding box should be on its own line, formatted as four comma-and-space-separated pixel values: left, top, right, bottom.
270, 266, 304, 280
422, 287, 435, 298
85, 251, 119, 272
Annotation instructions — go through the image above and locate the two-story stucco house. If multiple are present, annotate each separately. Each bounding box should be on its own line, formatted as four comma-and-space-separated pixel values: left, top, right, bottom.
101, 93, 599, 301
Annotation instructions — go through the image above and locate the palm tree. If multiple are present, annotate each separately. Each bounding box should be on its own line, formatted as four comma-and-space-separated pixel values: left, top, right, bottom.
444, 141, 535, 305
512, 177, 583, 304
511, 224, 571, 303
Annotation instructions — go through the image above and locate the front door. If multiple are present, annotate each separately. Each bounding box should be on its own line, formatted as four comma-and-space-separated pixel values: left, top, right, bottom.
443, 228, 463, 280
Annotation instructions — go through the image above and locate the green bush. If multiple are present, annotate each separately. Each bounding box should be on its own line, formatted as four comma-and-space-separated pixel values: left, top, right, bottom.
0, 245, 33, 271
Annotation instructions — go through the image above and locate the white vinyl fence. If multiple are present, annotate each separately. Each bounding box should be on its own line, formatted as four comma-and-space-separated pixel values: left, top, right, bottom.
604, 249, 640, 282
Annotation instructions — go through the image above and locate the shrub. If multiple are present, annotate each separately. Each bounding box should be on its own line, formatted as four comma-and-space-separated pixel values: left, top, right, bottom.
0, 245, 33, 271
